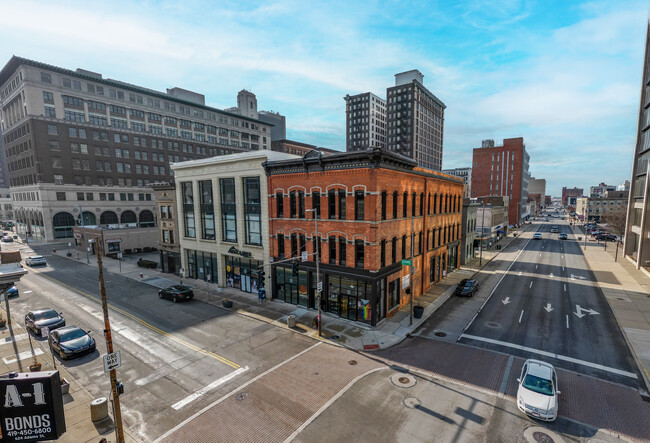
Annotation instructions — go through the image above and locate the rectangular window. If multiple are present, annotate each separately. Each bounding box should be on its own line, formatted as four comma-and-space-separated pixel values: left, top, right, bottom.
277, 234, 285, 258
312, 191, 321, 218
48, 124, 58, 135
276, 192, 284, 217
41, 73, 52, 83
243, 177, 262, 245
412, 192, 416, 217
182, 182, 195, 238
56, 192, 66, 201
403, 192, 408, 217
290, 191, 297, 218
381, 191, 387, 220
298, 190, 305, 218
380, 240, 386, 267
402, 235, 407, 259
199, 180, 215, 240
355, 190, 365, 220
393, 191, 398, 219
291, 234, 298, 258
339, 237, 347, 266
54, 175, 64, 185
329, 237, 337, 264
299, 234, 306, 256
355, 240, 364, 268
420, 193, 424, 216
220, 178, 237, 242
392, 237, 397, 263
328, 189, 336, 219
338, 190, 346, 220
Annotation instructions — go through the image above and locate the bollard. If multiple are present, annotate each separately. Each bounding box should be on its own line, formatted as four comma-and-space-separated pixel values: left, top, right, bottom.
90, 397, 109, 422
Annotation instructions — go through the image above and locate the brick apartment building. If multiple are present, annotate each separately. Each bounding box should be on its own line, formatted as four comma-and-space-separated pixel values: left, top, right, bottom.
263, 148, 463, 326
471, 138, 530, 226
561, 187, 583, 207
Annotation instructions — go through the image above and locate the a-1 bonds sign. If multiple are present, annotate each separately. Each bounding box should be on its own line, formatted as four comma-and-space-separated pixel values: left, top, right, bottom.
0, 371, 66, 441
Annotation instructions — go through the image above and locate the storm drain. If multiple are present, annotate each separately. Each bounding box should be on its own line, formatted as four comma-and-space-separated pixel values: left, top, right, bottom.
348, 360, 357, 366
390, 373, 417, 388
434, 331, 447, 337
523, 426, 565, 443
235, 392, 248, 401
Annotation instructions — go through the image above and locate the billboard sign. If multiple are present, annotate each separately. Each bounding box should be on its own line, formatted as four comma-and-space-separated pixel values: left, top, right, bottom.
0, 371, 66, 441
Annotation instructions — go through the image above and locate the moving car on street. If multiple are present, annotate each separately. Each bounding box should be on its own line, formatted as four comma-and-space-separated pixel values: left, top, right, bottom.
158, 285, 194, 303
533, 232, 542, 240
48, 326, 96, 360
1, 235, 13, 242
25, 255, 47, 266
25, 309, 65, 335
455, 279, 480, 297
558, 233, 568, 240
550, 226, 559, 233
517, 359, 560, 422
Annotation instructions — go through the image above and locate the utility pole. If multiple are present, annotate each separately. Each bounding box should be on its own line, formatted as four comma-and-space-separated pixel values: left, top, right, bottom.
92, 239, 125, 443
80, 205, 89, 264
479, 201, 486, 266
306, 208, 322, 336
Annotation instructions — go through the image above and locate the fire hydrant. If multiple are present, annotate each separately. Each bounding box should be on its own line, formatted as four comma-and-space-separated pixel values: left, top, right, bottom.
140, 273, 143, 279
52, 248, 56, 254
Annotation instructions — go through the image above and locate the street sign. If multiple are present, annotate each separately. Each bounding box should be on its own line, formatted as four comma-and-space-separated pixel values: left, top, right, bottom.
402, 275, 410, 289
317, 281, 323, 292
41, 327, 50, 338
73, 233, 82, 240
117, 252, 123, 259
301, 251, 308, 262
103, 351, 122, 373
401, 259, 412, 266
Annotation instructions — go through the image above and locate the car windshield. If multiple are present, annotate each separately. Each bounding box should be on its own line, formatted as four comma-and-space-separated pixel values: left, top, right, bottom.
34, 310, 58, 320
172, 286, 188, 292
59, 329, 87, 341
464, 281, 474, 287
522, 374, 553, 396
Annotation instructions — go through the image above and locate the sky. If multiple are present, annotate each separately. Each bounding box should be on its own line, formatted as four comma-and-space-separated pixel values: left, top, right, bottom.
0, 0, 647, 196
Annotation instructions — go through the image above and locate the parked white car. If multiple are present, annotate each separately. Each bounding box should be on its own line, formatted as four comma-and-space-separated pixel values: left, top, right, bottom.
517, 359, 560, 421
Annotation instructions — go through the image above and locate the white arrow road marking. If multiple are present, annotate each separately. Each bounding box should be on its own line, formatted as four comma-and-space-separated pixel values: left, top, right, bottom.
535, 265, 538, 269
564, 284, 566, 292
566, 315, 569, 329
544, 303, 553, 312
518, 310, 524, 323
573, 304, 600, 318
502, 297, 511, 305
172, 366, 250, 410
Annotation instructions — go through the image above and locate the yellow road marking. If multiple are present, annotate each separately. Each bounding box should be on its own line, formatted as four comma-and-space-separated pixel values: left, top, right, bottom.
36, 272, 240, 369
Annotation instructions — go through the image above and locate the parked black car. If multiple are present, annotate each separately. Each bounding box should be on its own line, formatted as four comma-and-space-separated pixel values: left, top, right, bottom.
158, 285, 194, 303
455, 279, 480, 297
25, 309, 65, 335
48, 326, 96, 360
596, 233, 617, 241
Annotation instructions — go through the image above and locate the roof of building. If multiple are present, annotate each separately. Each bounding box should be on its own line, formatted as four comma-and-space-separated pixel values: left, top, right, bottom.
0, 56, 267, 125
171, 150, 300, 171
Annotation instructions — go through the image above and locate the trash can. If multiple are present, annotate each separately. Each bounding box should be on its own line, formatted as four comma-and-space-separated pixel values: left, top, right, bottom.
413, 306, 424, 319
287, 314, 296, 328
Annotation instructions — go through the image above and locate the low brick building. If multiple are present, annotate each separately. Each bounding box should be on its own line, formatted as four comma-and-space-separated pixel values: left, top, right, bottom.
263, 148, 463, 326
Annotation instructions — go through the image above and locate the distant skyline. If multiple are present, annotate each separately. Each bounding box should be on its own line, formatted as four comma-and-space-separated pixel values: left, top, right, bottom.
0, 0, 647, 196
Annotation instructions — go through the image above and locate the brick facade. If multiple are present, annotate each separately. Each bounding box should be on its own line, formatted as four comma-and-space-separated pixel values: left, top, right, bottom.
264, 149, 463, 326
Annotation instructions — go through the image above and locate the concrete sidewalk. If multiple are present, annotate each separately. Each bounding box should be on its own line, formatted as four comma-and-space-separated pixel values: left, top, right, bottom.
0, 309, 141, 443
571, 225, 650, 398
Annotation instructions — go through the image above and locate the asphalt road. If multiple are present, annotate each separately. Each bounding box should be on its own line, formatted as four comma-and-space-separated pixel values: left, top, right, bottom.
413, 218, 638, 387
6, 248, 316, 442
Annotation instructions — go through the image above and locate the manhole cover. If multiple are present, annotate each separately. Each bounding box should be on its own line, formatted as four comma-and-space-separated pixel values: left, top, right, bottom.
523, 426, 565, 443
348, 360, 357, 365
532, 432, 554, 443
434, 331, 447, 337
485, 321, 501, 329
235, 392, 248, 401
618, 298, 625, 301
390, 373, 416, 388
403, 397, 421, 409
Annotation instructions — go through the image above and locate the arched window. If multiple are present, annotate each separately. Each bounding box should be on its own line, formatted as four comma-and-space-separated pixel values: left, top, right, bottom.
52, 212, 75, 238
120, 210, 137, 224
77, 211, 96, 226
100, 211, 118, 225
139, 210, 155, 228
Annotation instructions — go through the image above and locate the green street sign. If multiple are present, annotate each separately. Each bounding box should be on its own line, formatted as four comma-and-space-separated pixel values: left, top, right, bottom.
401, 259, 412, 266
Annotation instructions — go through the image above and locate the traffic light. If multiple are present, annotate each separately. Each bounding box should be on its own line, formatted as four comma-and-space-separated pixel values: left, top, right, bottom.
292, 260, 299, 276
258, 268, 266, 288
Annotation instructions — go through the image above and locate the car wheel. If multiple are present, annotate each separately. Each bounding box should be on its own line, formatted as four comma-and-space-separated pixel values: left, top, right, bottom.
158, 291, 163, 299
172, 296, 178, 303
59, 349, 67, 360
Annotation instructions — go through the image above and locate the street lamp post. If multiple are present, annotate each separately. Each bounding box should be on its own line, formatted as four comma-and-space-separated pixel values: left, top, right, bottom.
80, 205, 89, 264
306, 208, 322, 337
409, 213, 415, 326
479, 201, 486, 266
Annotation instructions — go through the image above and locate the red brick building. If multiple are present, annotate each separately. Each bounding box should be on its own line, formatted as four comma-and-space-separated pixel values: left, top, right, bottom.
263, 149, 463, 326
471, 138, 530, 226
561, 186, 584, 206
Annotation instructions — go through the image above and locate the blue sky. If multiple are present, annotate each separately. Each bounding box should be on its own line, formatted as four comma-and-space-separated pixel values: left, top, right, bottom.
1, 0, 647, 195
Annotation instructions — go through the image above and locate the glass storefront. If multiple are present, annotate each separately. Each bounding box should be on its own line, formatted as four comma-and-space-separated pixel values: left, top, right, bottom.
225, 255, 263, 294
186, 249, 218, 283
326, 275, 372, 324
160, 250, 180, 274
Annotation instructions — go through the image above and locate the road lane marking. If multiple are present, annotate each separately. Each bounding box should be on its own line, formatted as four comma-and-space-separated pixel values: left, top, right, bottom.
518, 310, 524, 323
37, 273, 241, 369
564, 284, 566, 292
3, 348, 43, 364
24, 290, 33, 294
459, 334, 637, 379
529, 281, 533, 288
460, 229, 537, 337
0, 333, 28, 346
535, 265, 538, 269
154, 342, 322, 443
498, 355, 514, 398
172, 366, 250, 410
562, 267, 564, 271
566, 315, 569, 329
